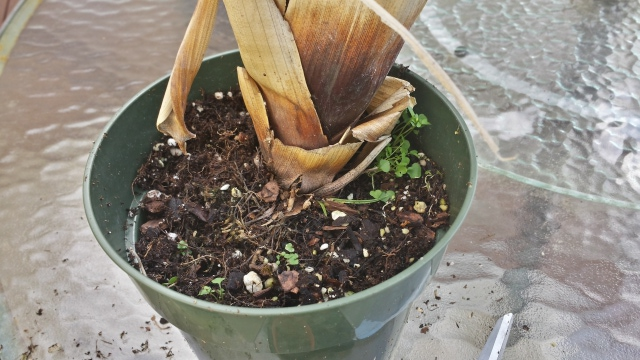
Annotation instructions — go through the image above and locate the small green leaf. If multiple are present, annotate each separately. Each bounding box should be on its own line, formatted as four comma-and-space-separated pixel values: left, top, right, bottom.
385, 146, 393, 157
407, 163, 422, 178
400, 139, 410, 152
395, 164, 407, 177
378, 159, 391, 172
379, 190, 395, 202
402, 108, 412, 122
370, 189, 395, 203
163, 276, 178, 287
176, 240, 191, 256
199, 286, 212, 296
370, 189, 382, 199
211, 277, 225, 286
286, 255, 299, 266
318, 201, 328, 217
284, 243, 295, 253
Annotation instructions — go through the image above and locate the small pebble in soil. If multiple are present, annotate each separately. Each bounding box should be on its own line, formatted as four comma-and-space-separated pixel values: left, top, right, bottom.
331, 210, 347, 220
264, 277, 275, 288
244, 271, 263, 293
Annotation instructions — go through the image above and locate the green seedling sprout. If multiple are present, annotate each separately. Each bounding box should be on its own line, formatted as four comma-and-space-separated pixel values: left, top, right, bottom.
163, 276, 178, 288
328, 108, 427, 205
177, 239, 190, 256
276, 243, 299, 267
375, 107, 429, 179
198, 277, 226, 301
329, 189, 396, 205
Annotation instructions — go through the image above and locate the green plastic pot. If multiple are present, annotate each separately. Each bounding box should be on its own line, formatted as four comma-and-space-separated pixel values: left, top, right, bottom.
83, 50, 476, 359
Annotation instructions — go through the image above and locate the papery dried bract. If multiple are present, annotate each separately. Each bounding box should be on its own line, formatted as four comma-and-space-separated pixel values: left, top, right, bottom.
223, 0, 327, 150
285, 0, 427, 142
156, 0, 219, 153
238, 67, 360, 193
351, 77, 416, 142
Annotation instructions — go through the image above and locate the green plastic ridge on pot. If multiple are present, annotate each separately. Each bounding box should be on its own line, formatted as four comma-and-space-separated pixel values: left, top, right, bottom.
83, 50, 477, 359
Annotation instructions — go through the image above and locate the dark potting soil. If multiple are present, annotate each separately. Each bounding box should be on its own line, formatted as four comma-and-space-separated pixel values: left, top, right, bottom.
130, 90, 449, 308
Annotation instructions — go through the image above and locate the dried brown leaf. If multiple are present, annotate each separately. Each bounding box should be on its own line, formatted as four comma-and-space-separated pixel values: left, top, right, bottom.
238, 67, 361, 193
157, 0, 219, 153
278, 271, 299, 293
257, 180, 280, 203
314, 136, 391, 197
285, 0, 427, 141
270, 139, 361, 193
224, 0, 326, 149
352, 77, 416, 142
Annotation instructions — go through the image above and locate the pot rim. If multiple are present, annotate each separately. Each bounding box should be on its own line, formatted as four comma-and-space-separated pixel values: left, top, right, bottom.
83, 49, 477, 316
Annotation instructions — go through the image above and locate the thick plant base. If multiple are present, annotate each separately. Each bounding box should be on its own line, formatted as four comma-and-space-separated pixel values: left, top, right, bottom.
84, 50, 476, 359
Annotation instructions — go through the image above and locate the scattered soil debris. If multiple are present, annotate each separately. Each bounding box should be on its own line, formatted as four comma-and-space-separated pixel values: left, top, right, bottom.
132, 340, 149, 354
130, 90, 450, 308
47, 343, 61, 354
95, 340, 111, 358
20, 339, 37, 360
151, 315, 170, 330
161, 346, 175, 358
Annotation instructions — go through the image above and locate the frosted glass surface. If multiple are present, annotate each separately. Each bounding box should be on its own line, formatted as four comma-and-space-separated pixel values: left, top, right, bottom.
397, 0, 640, 208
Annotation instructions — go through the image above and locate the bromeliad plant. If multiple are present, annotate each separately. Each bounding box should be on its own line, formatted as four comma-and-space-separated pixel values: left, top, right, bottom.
156, 0, 430, 197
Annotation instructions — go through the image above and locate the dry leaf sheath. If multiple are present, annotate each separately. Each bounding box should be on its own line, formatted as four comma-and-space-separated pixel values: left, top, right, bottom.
156, 0, 219, 154
157, 0, 428, 194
